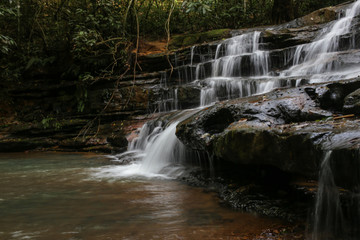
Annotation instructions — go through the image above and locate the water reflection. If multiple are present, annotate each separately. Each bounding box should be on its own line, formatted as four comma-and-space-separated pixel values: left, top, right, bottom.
0, 152, 286, 240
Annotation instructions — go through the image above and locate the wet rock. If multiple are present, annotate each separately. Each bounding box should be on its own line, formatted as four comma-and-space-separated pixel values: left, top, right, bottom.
299, 7, 337, 26
276, 3, 344, 29
107, 134, 128, 148
181, 162, 312, 222
137, 53, 173, 73
202, 108, 235, 134
343, 88, 360, 114
263, 27, 320, 49
176, 79, 360, 179
315, 80, 360, 111
210, 122, 325, 177
176, 85, 201, 109
0, 137, 55, 152
329, 148, 360, 190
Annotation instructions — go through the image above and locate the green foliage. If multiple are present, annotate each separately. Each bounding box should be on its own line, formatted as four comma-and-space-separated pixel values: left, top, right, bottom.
0, 0, 129, 81
41, 117, 62, 130
25, 56, 56, 71
0, 0, 349, 83
169, 29, 231, 49
0, 34, 16, 55
182, 0, 212, 15
76, 79, 89, 113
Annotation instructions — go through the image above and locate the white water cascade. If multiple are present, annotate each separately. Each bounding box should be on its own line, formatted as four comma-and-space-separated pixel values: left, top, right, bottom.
94, 110, 204, 179
93, 122, 185, 179
154, 0, 360, 111
199, 31, 273, 106
281, 0, 360, 82
195, 0, 360, 106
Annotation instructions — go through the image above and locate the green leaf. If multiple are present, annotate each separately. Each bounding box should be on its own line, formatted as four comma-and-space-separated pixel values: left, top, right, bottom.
25, 58, 38, 70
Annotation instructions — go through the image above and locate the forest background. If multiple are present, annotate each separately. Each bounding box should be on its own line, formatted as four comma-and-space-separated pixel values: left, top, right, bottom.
0, 0, 349, 84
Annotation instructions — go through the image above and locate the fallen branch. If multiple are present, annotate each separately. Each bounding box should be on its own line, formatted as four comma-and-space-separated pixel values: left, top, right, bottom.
333, 114, 355, 120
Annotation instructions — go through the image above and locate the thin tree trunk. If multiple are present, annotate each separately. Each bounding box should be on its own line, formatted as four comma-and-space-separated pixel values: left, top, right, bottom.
16, 0, 20, 41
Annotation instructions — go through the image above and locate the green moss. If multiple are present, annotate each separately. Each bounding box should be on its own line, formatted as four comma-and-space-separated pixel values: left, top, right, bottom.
182, 35, 201, 46
201, 29, 232, 41
169, 29, 231, 50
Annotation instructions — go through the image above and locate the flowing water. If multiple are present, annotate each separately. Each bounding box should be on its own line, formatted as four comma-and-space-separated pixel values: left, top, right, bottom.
158, 0, 360, 111
310, 150, 360, 240
99, 109, 206, 179
280, 0, 360, 82
311, 151, 345, 240
0, 152, 287, 240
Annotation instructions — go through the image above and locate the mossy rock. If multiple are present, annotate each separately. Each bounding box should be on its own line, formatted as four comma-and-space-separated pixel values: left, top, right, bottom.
169, 29, 231, 50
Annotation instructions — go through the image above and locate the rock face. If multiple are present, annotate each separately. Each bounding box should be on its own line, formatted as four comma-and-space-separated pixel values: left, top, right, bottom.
343, 88, 360, 113
176, 78, 360, 183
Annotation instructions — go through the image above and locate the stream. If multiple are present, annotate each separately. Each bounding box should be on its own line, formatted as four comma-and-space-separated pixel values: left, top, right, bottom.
0, 152, 289, 240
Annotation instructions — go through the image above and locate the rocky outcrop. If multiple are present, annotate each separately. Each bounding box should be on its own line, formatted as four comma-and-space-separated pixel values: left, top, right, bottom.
176, 78, 360, 183
343, 88, 360, 113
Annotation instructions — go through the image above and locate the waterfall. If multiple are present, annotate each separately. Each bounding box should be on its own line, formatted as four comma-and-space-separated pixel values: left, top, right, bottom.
152, 0, 360, 111
96, 110, 203, 179
281, 0, 360, 82
211, 31, 269, 77
106, 0, 360, 183
311, 150, 360, 240
311, 151, 345, 240
94, 121, 186, 179
198, 31, 273, 106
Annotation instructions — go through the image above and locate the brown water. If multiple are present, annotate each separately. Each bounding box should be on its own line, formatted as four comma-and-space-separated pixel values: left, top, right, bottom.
0, 152, 288, 240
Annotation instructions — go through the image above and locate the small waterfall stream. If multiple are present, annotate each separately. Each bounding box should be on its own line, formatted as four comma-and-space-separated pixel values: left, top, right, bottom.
95, 122, 185, 179
96, 109, 204, 179
311, 151, 345, 240
311, 150, 360, 240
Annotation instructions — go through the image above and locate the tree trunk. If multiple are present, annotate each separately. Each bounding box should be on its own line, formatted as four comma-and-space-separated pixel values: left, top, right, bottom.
16, 0, 20, 41
272, 0, 294, 24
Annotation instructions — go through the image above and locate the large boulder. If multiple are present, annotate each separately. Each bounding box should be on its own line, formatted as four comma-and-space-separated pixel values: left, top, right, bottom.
176, 78, 360, 182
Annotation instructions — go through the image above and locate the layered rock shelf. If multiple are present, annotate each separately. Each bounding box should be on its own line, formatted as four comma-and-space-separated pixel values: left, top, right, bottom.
176, 78, 360, 186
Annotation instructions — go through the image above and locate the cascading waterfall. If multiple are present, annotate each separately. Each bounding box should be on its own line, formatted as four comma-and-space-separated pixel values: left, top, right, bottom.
211, 31, 268, 77
154, 0, 360, 111
107, 0, 360, 189
200, 31, 272, 105
281, 0, 360, 82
